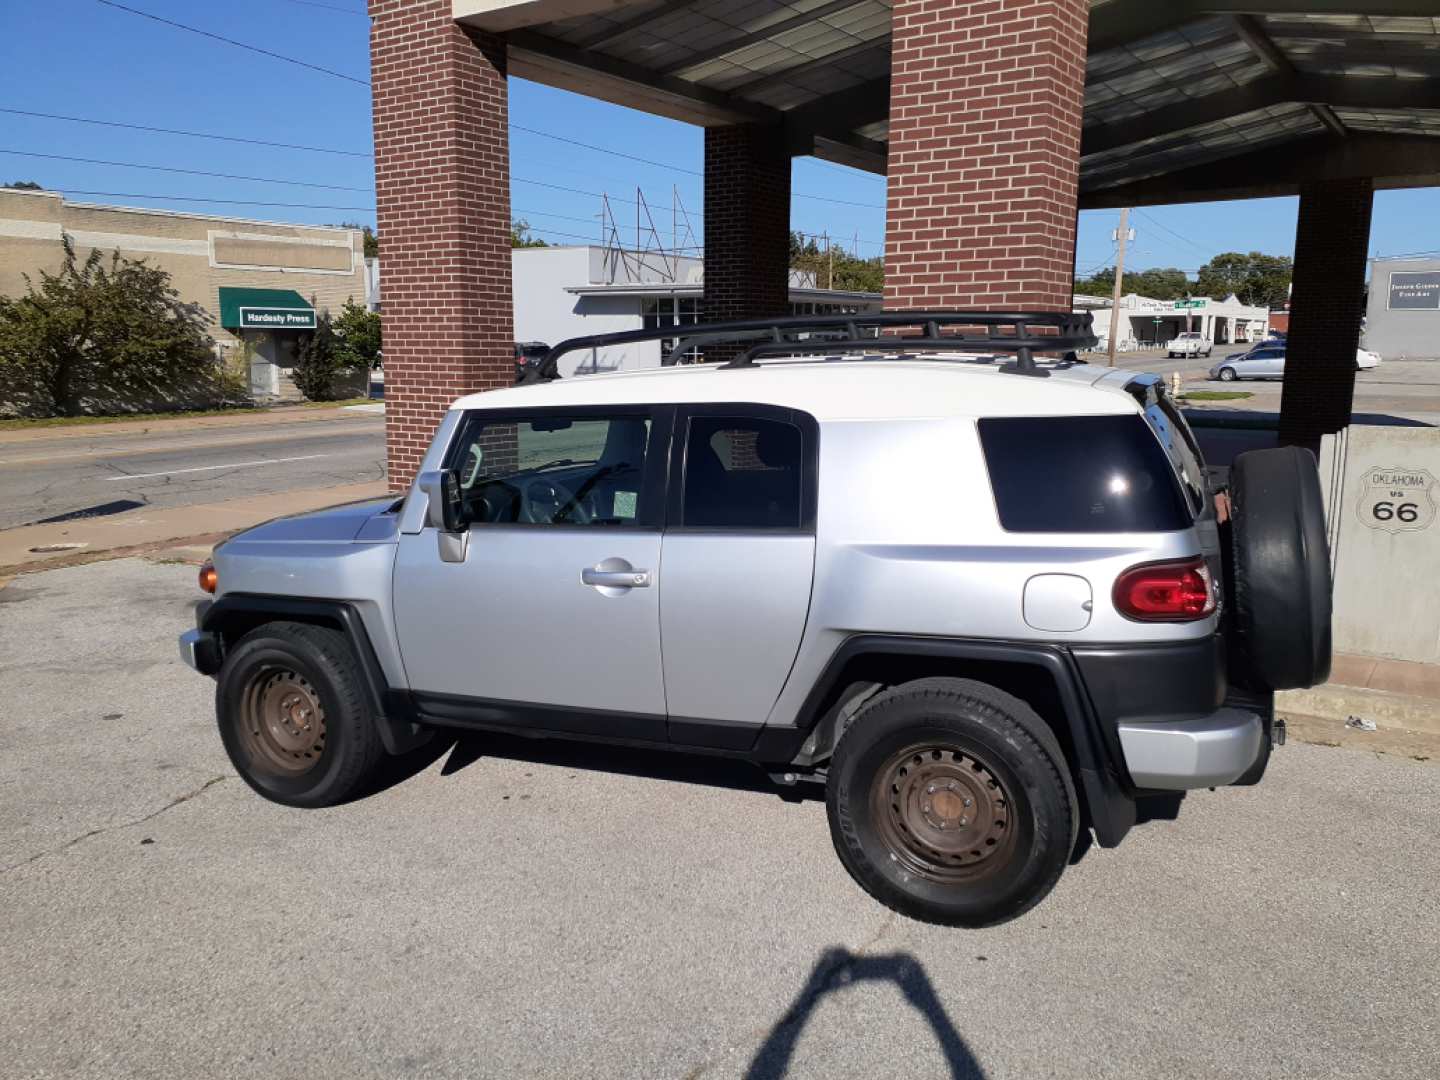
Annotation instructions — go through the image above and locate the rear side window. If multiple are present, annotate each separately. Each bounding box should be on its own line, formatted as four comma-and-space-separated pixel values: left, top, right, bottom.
682, 415, 803, 529
979, 416, 1193, 533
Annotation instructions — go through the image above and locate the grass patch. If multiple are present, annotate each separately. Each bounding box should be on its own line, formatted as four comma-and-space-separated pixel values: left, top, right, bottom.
0, 398, 373, 431
1182, 390, 1254, 402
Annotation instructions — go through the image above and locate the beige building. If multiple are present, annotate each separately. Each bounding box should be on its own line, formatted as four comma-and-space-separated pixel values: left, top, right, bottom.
0, 189, 369, 400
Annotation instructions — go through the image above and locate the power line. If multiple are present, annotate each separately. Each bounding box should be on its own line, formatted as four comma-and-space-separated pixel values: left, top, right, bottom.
0, 148, 373, 192
0, 107, 371, 158
510, 124, 702, 178
93, 0, 370, 86
272, 0, 367, 14
1132, 208, 1212, 257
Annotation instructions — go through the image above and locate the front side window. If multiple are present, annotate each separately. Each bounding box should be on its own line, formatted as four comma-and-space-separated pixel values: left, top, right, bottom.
682, 415, 804, 529
979, 416, 1193, 533
449, 412, 655, 526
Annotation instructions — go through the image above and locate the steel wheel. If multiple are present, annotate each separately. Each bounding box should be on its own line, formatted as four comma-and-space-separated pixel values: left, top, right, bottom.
1218, 367, 1237, 382
870, 743, 1018, 884
238, 668, 328, 776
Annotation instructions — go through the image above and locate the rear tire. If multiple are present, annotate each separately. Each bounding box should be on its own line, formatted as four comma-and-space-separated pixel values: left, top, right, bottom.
1228, 447, 1333, 690
826, 678, 1077, 928
216, 621, 385, 808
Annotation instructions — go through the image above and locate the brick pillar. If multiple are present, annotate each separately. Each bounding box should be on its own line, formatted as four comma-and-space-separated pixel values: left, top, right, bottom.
370, 1, 513, 490
885, 0, 1088, 311
703, 124, 790, 359
1278, 178, 1374, 450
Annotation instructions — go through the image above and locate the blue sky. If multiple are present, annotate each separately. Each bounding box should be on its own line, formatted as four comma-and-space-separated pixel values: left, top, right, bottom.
3, 1, 1436, 277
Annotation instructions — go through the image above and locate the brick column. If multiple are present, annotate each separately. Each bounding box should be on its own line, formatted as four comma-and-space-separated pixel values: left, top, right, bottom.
703, 124, 790, 359
885, 0, 1088, 311
1278, 178, 1374, 450
370, 1, 514, 490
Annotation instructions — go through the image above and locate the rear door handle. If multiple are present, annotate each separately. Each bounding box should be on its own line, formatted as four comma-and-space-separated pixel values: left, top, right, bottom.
581, 568, 650, 588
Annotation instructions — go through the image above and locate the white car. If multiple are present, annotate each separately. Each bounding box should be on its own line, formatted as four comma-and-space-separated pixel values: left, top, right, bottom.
1210, 345, 1381, 382
1166, 332, 1212, 358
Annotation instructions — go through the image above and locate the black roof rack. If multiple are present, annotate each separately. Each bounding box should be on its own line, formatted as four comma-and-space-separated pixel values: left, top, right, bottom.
522, 310, 1097, 383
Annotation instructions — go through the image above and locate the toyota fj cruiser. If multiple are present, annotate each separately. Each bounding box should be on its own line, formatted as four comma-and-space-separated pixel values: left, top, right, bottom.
180, 312, 1331, 927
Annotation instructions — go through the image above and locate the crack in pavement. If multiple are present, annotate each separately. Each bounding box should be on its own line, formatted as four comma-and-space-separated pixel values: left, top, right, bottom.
0, 774, 230, 876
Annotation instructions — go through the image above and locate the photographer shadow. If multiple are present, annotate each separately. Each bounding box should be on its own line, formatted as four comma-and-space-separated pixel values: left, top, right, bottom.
745, 947, 987, 1080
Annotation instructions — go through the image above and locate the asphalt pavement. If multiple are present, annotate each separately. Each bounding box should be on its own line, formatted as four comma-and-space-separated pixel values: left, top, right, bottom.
2, 558, 1437, 1080
0, 413, 385, 530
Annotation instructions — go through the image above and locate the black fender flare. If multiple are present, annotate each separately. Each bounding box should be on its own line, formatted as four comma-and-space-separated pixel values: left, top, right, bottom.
762, 635, 1137, 848
201, 594, 429, 756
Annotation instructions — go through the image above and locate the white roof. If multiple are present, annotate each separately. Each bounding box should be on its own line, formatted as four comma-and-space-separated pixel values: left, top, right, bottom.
450, 358, 1143, 421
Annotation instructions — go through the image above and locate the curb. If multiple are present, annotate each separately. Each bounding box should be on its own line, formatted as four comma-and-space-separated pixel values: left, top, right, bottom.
1277, 682, 1440, 736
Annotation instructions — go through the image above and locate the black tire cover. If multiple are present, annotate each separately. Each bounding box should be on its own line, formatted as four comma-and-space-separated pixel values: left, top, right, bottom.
1228, 446, 1333, 691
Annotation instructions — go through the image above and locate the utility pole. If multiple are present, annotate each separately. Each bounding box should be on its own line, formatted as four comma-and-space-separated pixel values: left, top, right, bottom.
1106, 206, 1131, 367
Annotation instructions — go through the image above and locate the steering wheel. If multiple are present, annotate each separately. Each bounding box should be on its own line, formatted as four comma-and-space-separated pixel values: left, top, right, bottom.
521, 477, 593, 525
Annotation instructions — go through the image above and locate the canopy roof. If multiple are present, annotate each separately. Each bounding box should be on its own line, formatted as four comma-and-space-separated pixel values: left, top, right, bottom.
455, 0, 1440, 204
218, 287, 315, 330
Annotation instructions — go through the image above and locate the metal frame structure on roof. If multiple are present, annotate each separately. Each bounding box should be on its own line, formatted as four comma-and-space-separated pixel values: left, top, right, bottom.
455, 0, 1440, 203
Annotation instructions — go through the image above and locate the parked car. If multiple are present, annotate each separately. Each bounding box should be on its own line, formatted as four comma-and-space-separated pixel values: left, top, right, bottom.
1166, 331, 1212, 358
180, 312, 1330, 928
514, 340, 551, 383
1210, 344, 1381, 381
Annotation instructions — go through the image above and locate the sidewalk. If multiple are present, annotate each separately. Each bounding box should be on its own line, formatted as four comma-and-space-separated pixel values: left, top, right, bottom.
1279, 652, 1440, 755
0, 403, 377, 447
0, 481, 390, 576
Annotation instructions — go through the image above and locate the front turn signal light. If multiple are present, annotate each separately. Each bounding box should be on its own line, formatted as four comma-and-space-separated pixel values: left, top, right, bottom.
198, 561, 218, 594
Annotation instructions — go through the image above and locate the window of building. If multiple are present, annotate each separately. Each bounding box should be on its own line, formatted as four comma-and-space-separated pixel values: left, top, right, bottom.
642, 296, 703, 363
682, 415, 804, 529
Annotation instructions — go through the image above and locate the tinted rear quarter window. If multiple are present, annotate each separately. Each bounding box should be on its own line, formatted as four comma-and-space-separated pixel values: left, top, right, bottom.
979, 415, 1193, 533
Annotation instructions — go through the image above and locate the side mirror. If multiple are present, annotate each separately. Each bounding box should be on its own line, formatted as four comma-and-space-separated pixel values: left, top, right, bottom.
418, 468, 468, 533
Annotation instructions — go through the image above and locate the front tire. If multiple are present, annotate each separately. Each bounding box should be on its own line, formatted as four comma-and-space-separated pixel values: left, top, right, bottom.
826, 678, 1077, 928
1218, 367, 1238, 382
216, 621, 385, 808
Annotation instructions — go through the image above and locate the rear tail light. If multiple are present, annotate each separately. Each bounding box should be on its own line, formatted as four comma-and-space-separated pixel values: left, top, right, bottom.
1113, 557, 1215, 621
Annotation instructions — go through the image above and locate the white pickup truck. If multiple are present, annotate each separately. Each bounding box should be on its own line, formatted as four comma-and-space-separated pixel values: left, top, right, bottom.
1166, 331, 1213, 358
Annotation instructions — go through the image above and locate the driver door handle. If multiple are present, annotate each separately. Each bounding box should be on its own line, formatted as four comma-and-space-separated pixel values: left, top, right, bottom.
581, 567, 651, 589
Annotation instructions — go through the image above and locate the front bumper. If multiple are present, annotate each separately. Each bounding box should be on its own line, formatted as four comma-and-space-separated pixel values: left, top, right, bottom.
1117, 707, 1263, 790
178, 618, 223, 676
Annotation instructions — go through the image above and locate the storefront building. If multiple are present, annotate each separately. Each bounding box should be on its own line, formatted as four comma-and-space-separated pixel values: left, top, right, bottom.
1075, 292, 1271, 349
513, 245, 880, 376
0, 189, 368, 402
1364, 257, 1440, 361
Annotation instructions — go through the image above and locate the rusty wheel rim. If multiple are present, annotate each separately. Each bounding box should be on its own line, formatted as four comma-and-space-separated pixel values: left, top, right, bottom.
239, 668, 327, 776
871, 743, 1018, 884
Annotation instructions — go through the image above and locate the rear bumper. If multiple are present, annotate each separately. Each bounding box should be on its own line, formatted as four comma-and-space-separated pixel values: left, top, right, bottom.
1117, 707, 1263, 789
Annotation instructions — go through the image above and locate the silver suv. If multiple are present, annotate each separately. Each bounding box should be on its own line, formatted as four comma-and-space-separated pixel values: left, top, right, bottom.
180, 312, 1331, 927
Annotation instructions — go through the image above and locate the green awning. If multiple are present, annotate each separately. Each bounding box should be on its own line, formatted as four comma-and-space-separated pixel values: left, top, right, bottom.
218, 287, 315, 331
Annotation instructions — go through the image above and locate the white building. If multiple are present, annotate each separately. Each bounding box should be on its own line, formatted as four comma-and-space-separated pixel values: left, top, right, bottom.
1075, 292, 1270, 349
514, 245, 881, 377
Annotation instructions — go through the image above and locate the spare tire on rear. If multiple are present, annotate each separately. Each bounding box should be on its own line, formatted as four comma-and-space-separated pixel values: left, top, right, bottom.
1227, 446, 1332, 691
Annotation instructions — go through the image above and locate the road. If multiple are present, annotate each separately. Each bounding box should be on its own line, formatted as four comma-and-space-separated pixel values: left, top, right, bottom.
0, 413, 385, 530
2, 557, 1437, 1080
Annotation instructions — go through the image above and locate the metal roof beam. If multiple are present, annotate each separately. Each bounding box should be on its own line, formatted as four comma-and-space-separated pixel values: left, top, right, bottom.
506, 29, 780, 126
782, 76, 891, 139
1230, 12, 1348, 138
572, 0, 699, 51
1082, 74, 1440, 157
728, 38, 888, 96
658, 0, 868, 78
1088, 1, 1440, 55
1080, 133, 1440, 208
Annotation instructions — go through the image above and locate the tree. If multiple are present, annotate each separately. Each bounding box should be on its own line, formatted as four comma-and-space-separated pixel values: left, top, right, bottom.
4, 180, 43, 190
789, 232, 884, 293
290, 308, 346, 401
0, 235, 220, 416
511, 220, 549, 248
1074, 265, 1190, 300
333, 298, 380, 371
335, 221, 379, 258
1195, 251, 1292, 308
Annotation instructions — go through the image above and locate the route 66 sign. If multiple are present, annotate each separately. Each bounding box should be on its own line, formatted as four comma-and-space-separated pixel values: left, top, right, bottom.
1356, 466, 1438, 533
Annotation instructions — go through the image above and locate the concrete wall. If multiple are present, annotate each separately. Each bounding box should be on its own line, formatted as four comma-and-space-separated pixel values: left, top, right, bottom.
512, 247, 649, 375
1320, 425, 1440, 664
1365, 258, 1440, 361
